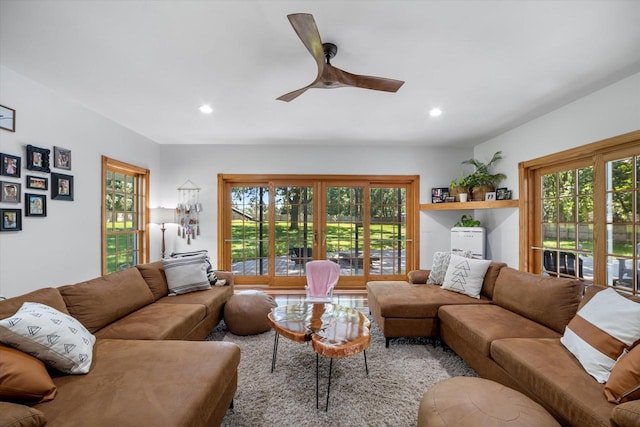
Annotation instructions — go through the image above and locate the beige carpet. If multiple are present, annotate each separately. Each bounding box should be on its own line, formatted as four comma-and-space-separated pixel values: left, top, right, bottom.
216, 312, 477, 426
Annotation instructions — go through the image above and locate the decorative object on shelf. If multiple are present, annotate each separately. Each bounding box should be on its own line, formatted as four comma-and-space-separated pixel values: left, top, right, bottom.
25, 193, 46, 217
460, 151, 506, 201
0, 181, 20, 203
431, 187, 450, 203
26, 175, 48, 190
150, 207, 175, 258
176, 180, 201, 244
485, 191, 496, 201
0, 153, 20, 178
459, 193, 468, 202
51, 173, 74, 201
0, 105, 15, 132
26, 145, 51, 173
53, 146, 71, 170
496, 187, 511, 200
450, 176, 472, 202
0, 208, 22, 231
453, 214, 481, 227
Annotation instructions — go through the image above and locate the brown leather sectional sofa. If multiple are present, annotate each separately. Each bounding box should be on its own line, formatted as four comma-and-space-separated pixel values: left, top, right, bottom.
367, 264, 640, 427
0, 261, 239, 427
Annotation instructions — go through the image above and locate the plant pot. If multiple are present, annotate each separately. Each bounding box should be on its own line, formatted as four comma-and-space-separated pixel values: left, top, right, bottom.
459, 193, 468, 202
472, 185, 494, 201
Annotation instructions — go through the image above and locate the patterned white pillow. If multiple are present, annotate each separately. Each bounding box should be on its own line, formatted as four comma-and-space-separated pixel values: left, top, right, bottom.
561, 288, 640, 383
163, 254, 212, 295
427, 250, 473, 285
441, 254, 491, 299
0, 302, 96, 374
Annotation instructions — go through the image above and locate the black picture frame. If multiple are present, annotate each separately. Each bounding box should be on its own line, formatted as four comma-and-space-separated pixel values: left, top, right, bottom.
26, 145, 51, 173
0, 208, 22, 231
26, 175, 48, 190
25, 193, 47, 217
53, 146, 71, 170
496, 187, 508, 200
0, 153, 21, 178
51, 173, 74, 201
0, 181, 21, 203
0, 105, 15, 132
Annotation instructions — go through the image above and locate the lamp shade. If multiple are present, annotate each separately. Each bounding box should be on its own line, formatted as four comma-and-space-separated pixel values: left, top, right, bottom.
149, 207, 175, 225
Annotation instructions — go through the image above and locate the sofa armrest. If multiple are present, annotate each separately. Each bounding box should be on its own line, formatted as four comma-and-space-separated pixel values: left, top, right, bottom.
613, 401, 640, 427
213, 270, 234, 286
407, 269, 431, 284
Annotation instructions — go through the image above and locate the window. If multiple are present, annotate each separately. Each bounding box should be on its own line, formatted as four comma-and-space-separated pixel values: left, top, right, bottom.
521, 130, 640, 295
102, 156, 150, 275
219, 175, 418, 288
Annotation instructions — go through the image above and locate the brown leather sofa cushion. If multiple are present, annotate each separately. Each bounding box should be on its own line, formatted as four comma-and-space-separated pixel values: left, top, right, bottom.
59, 268, 154, 333
94, 303, 206, 340
0, 401, 46, 427
491, 338, 616, 427
33, 339, 240, 427
155, 285, 233, 317
493, 267, 582, 333
136, 261, 169, 300
0, 288, 68, 319
0, 345, 57, 404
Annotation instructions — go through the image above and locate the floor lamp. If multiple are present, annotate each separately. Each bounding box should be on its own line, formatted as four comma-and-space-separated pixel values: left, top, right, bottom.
150, 207, 176, 258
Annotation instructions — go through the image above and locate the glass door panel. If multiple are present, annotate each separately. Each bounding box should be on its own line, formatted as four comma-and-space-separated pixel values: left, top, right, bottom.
369, 187, 407, 276
230, 186, 270, 276
325, 186, 365, 276
274, 186, 313, 277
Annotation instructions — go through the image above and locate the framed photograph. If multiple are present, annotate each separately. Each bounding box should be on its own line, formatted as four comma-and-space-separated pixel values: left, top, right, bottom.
496, 187, 508, 200
504, 190, 512, 200
0, 105, 15, 132
0, 181, 21, 203
26, 145, 50, 173
0, 153, 21, 177
0, 208, 22, 231
53, 146, 71, 170
25, 193, 47, 217
431, 187, 450, 203
485, 191, 496, 201
51, 173, 74, 201
26, 175, 48, 190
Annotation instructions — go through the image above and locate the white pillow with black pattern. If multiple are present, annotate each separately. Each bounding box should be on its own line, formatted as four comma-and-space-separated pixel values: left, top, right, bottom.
0, 302, 96, 374
441, 254, 491, 299
170, 250, 218, 283
427, 250, 473, 285
163, 254, 212, 295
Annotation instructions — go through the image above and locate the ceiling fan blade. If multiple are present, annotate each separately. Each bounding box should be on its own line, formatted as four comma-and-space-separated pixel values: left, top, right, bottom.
331, 66, 405, 92
286, 13, 325, 70
276, 85, 313, 102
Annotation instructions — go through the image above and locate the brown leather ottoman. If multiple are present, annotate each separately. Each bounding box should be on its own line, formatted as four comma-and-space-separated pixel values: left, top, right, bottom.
224, 290, 277, 335
418, 377, 560, 426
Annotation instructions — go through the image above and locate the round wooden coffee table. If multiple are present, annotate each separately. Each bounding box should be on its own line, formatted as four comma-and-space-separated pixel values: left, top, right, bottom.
267, 303, 371, 410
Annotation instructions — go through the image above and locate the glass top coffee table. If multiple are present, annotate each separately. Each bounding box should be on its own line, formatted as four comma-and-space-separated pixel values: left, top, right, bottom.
267, 302, 371, 410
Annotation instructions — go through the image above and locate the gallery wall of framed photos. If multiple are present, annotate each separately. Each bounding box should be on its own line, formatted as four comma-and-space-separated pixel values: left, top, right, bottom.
0, 104, 74, 232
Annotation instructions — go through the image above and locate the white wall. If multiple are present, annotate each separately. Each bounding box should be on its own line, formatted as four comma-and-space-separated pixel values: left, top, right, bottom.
154, 144, 472, 270
0, 66, 162, 297
473, 72, 640, 267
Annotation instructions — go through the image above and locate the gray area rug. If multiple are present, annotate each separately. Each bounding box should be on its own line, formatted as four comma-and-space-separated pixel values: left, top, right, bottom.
210, 312, 477, 426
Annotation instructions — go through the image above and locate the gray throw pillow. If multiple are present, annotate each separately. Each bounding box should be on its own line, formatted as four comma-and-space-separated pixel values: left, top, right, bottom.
162, 254, 211, 295
427, 250, 472, 285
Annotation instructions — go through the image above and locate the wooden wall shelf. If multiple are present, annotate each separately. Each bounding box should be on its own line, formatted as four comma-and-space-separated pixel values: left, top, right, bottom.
420, 199, 519, 211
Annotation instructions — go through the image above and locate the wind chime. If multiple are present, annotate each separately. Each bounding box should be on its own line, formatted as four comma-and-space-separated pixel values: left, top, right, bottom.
175, 180, 201, 244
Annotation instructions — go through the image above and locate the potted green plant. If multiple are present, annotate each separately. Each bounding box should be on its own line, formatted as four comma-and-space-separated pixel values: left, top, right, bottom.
461, 151, 506, 201
454, 214, 481, 227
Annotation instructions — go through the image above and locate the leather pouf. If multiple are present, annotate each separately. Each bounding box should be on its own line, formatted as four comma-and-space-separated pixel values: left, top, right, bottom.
417, 377, 560, 427
224, 291, 277, 336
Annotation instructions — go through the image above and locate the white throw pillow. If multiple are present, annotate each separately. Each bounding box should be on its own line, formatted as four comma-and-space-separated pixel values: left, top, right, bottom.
427, 250, 473, 285
0, 302, 96, 374
561, 288, 640, 383
441, 254, 491, 299
163, 254, 212, 295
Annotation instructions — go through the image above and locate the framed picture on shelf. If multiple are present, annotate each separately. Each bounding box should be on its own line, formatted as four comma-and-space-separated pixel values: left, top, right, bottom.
485, 191, 496, 201
504, 190, 512, 200
53, 146, 71, 170
51, 173, 74, 201
26, 175, 48, 190
0, 181, 21, 203
431, 187, 450, 203
25, 193, 47, 217
0, 105, 15, 132
26, 145, 51, 173
0, 208, 22, 231
496, 187, 508, 200
0, 153, 21, 177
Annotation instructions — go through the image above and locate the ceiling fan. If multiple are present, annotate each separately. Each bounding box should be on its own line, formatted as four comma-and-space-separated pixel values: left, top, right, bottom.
277, 13, 405, 102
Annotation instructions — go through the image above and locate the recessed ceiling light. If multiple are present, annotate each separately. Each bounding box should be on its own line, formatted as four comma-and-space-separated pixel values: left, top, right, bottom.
199, 104, 213, 114
429, 107, 443, 117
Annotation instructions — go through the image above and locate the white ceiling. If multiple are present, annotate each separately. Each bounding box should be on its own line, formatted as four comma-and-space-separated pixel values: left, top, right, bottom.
1, 0, 640, 148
